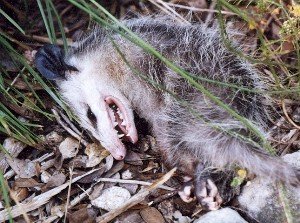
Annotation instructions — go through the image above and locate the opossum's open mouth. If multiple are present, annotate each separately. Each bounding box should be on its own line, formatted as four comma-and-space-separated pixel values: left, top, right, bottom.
105, 96, 138, 144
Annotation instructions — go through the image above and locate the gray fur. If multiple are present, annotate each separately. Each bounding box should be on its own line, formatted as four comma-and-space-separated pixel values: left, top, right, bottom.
60, 18, 299, 185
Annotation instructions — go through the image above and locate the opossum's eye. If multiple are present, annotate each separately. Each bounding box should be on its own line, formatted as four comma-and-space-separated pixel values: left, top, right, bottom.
87, 106, 97, 127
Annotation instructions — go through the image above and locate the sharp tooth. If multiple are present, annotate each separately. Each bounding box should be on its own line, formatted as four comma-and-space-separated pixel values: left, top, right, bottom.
113, 121, 118, 127
126, 133, 130, 136
118, 134, 125, 138
119, 113, 123, 119
121, 120, 126, 126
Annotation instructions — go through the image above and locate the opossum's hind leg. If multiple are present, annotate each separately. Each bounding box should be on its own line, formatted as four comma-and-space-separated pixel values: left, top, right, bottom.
178, 163, 223, 210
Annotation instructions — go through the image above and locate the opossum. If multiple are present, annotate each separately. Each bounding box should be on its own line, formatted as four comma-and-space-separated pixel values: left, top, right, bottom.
35, 18, 299, 209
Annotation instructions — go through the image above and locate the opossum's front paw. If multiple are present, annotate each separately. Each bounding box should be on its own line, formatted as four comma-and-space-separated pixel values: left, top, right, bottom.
195, 178, 222, 210
178, 181, 195, 203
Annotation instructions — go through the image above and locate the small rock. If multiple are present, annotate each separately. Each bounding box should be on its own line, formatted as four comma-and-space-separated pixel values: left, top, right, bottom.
238, 151, 300, 223
40, 171, 52, 183
122, 169, 133, 180
283, 151, 300, 168
91, 186, 131, 211
59, 137, 79, 159
172, 210, 192, 223
194, 208, 248, 223
46, 131, 64, 144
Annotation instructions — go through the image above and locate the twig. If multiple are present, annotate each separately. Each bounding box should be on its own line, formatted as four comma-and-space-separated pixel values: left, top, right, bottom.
281, 100, 300, 130
0, 168, 99, 222
27, 35, 73, 45
147, 0, 188, 24
95, 177, 175, 191
51, 108, 88, 146
154, 0, 190, 24
152, 190, 178, 204
166, 2, 236, 15
58, 109, 82, 135
281, 131, 300, 155
205, 1, 216, 24
38, 185, 94, 223
96, 168, 176, 223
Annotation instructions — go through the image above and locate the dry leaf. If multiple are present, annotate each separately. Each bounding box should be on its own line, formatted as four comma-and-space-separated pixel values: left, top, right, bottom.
85, 143, 109, 167
104, 173, 120, 188
43, 172, 66, 190
51, 205, 64, 218
6, 158, 38, 178
14, 178, 42, 188
119, 183, 138, 195
11, 187, 29, 202
1, 137, 26, 172
105, 154, 114, 171
157, 200, 175, 223
59, 137, 79, 159
72, 155, 88, 168
68, 207, 98, 223
103, 161, 124, 178
90, 183, 104, 200
46, 131, 64, 144
115, 210, 145, 223
140, 207, 165, 223
124, 151, 143, 166
140, 161, 159, 173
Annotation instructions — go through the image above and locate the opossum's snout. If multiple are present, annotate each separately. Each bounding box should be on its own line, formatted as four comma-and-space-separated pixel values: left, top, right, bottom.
105, 96, 138, 144
34, 44, 78, 80
95, 95, 138, 160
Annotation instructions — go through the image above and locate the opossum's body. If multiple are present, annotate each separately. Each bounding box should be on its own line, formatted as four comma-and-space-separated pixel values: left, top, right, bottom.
35, 18, 299, 194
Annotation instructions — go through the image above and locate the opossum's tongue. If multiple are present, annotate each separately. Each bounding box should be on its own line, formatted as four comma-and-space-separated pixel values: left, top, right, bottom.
105, 96, 138, 144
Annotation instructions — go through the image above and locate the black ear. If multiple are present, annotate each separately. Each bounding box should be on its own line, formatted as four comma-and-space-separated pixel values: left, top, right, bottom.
34, 44, 76, 80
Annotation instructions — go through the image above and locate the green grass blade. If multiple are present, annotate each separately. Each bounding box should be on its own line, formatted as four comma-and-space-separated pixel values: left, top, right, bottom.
0, 8, 25, 34
37, 0, 54, 43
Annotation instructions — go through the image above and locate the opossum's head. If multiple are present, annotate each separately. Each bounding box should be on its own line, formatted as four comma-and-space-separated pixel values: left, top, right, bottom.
35, 44, 138, 160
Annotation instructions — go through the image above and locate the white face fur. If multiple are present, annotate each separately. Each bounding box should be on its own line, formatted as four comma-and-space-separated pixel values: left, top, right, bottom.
58, 55, 138, 160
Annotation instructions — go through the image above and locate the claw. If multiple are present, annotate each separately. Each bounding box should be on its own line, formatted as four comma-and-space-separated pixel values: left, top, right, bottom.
195, 178, 222, 210
178, 181, 195, 203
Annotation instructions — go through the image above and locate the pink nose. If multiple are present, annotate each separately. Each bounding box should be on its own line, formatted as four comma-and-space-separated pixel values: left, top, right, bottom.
115, 154, 124, 160
111, 148, 126, 160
